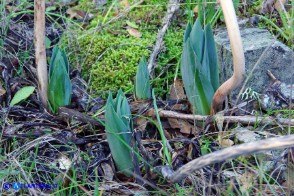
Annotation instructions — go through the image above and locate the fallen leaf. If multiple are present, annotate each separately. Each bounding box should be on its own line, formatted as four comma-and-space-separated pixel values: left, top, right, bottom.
219, 139, 234, 148
120, 0, 130, 7
101, 162, 114, 181
239, 171, 255, 193
168, 118, 199, 135
66, 8, 94, 20
169, 79, 186, 110
170, 80, 186, 99
126, 20, 139, 29
274, 0, 286, 11
127, 28, 142, 38
135, 117, 148, 131
67, 8, 83, 19
0, 82, 6, 96
193, 5, 198, 17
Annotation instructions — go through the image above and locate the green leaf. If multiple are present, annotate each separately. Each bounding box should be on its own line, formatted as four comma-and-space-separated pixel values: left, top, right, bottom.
181, 20, 219, 115
105, 92, 134, 175
126, 20, 139, 29
181, 39, 213, 115
184, 22, 192, 42
49, 47, 69, 78
48, 46, 72, 113
48, 57, 72, 113
135, 57, 151, 100
61, 48, 69, 73
204, 23, 219, 91
49, 46, 59, 78
10, 86, 35, 106
45, 36, 51, 49
190, 19, 205, 63
195, 70, 215, 114
181, 39, 198, 113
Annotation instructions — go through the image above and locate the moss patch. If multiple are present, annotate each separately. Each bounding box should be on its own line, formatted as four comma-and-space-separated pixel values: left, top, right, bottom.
62, 1, 186, 98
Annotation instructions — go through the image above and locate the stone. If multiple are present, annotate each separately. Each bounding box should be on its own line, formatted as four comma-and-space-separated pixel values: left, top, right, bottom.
214, 28, 293, 100
235, 127, 261, 143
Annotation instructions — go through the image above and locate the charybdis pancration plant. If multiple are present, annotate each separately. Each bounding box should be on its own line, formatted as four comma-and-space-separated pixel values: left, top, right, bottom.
181, 19, 219, 115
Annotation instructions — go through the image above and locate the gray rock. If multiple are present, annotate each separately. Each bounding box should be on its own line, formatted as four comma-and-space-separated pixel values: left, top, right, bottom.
214, 28, 293, 100
235, 127, 261, 143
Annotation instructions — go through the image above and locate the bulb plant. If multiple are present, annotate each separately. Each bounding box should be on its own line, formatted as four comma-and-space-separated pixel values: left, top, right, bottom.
181, 19, 219, 115
48, 46, 72, 113
134, 57, 151, 100
105, 89, 134, 176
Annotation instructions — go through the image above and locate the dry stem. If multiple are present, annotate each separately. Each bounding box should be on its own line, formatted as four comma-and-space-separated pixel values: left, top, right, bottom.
147, 109, 294, 126
168, 134, 294, 183
34, 0, 48, 108
211, 0, 245, 114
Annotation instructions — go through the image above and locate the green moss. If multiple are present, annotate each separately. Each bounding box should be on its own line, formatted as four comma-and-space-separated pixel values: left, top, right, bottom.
64, 30, 156, 97
88, 33, 156, 96
61, 0, 186, 98
152, 28, 185, 98
75, 0, 99, 12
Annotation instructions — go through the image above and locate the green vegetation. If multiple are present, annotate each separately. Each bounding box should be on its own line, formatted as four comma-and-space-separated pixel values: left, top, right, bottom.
10, 86, 35, 106
1, 0, 293, 195
181, 19, 219, 114
105, 89, 135, 175
48, 46, 72, 113
61, 0, 185, 98
135, 57, 151, 100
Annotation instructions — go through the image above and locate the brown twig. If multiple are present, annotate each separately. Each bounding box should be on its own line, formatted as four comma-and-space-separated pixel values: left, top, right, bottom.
168, 134, 294, 183
34, 0, 48, 109
147, 109, 294, 126
58, 107, 104, 129
147, 0, 180, 76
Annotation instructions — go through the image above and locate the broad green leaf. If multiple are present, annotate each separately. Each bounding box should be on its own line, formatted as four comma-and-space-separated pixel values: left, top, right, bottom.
48, 58, 72, 113
181, 20, 219, 115
49, 47, 69, 78
205, 24, 219, 91
181, 39, 198, 113
61, 49, 69, 73
184, 22, 192, 42
115, 89, 124, 117
49, 49, 58, 78
105, 93, 133, 175
49, 46, 59, 77
196, 70, 215, 114
10, 86, 35, 106
48, 46, 72, 113
135, 57, 151, 100
190, 19, 205, 63
115, 89, 131, 130
121, 96, 132, 143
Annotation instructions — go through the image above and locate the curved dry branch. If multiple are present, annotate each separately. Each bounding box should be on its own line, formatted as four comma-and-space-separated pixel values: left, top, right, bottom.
168, 134, 294, 183
34, 0, 48, 108
211, 0, 245, 114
